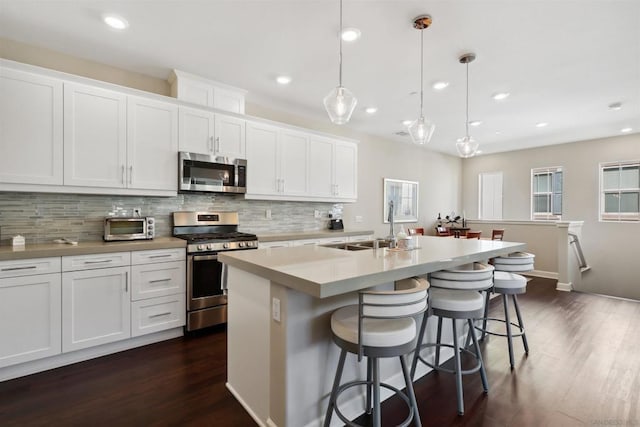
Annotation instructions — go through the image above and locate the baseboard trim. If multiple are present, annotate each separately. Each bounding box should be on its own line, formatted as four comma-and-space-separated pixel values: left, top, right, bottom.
528, 269, 558, 280
225, 382, 267, 427
556, 282, 573, 292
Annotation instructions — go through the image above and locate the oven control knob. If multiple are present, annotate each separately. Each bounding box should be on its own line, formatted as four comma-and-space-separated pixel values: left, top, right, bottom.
223, 243, 230, 249
207, 244, 214, 250
197, 244, 205, 251
239, 242, 245, 248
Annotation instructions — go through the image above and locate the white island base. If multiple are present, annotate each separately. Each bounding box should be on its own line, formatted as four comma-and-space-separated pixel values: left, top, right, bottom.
221, 236, 525, 427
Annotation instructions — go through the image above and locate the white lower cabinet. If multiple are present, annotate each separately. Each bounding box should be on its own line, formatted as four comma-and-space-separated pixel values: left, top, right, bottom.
131, 293, 185, 337
62, 265, 131, 352
0, 273, 62, 368
258, 241, 291, 249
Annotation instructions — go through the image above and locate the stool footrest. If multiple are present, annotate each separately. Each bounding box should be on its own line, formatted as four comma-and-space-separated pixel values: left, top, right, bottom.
333, 380, 414, 427
415, 343, 483, 376
476, 317, 525, 338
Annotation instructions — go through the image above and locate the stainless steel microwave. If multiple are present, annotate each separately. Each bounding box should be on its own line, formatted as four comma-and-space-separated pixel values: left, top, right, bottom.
104, 217, 155, 241
179, 152, 247, 194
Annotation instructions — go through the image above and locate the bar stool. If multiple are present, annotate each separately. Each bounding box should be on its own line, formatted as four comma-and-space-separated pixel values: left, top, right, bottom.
479, 252, 535, 369
324, 277, 429, 427
411, 263, 493, 416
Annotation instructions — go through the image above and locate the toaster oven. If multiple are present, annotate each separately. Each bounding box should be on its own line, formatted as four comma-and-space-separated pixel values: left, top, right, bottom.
104, 217, 155, 241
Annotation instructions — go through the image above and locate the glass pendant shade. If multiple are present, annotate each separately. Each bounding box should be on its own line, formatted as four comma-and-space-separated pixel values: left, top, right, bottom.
408, 116, 435, 145
323, 86, 357, 125
456, 135, 479, 158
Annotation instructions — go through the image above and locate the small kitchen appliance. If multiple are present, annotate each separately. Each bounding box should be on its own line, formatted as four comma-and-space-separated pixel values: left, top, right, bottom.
172, 211, 258, 331
104, 217, 155, 241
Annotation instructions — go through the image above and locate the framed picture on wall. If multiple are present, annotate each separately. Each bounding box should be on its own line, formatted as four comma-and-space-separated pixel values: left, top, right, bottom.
383, 178, 419, 223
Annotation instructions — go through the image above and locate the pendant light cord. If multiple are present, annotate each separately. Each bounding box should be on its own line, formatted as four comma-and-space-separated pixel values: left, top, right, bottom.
419, 26, 424, 117
338, 0, 343, 87
465, 61, 470, 137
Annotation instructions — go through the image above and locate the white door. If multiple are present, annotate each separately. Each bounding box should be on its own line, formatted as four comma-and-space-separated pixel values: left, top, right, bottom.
0, 273, 61, 368
214, 114, 245, 158
127, 96, 178, 191
308, 137, 334, 198
63, 83, 127, 188
279, 130, 308, 196
178, 106, 214, 154
245, 121, 279, 195
479, 172, 503, 219
0, 68, 63, 185
62, 266, 130, 352
333, 141, 358, 200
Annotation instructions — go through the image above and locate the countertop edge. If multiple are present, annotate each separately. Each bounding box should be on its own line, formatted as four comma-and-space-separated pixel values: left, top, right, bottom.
256, 230, 374, 243
0, 237, 186, 261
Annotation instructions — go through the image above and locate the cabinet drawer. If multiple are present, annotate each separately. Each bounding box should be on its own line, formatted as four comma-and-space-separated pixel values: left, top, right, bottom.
290, 239, 319, 246
131, 293, 186, 337
317, 237, 348, 245
0, 257, 61, 279
348, 235, 374, 242
131, 261, 185, 301
258, 241, 291, 249
62, 252, 130, 272
131, 248, 185, 265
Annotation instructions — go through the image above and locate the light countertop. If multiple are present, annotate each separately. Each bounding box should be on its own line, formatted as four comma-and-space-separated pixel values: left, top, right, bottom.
219, 235, 526, 298
0, 237, 186, 261
256, 229, 374, 242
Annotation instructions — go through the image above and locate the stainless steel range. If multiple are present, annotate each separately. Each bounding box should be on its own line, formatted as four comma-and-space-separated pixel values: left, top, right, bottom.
172, 211, 258, 331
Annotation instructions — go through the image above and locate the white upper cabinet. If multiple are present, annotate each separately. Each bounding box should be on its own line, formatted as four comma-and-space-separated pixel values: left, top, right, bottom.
169, 69, 246, 114
179, 106, 245, 158
127, 96, 178, 191
0, 68, 63, 186
246, 121, 279, 195
246, 121, 357, 202
64, 83, 127, 188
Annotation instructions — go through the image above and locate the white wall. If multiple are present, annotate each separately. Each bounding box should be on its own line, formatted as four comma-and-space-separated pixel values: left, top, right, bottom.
462, 133, 640, 300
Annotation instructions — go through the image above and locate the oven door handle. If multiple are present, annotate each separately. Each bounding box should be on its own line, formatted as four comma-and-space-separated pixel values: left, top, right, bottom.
221, 262, 229, 294
192, 254, 219, 262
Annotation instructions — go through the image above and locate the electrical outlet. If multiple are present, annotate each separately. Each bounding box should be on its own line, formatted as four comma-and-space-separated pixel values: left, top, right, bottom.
355, 215, 363, 223
314, 210, 321, 219
133, 207, 142, 217
265, 209, 272, 219
272, 297, 281, 322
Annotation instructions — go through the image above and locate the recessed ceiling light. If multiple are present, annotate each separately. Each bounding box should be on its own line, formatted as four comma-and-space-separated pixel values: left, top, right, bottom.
469, 120, 483, 127
402, 120, 413, 126
621, 127, 633, 133
341, 28, 361, 42
495, 131, 502, 135
276, 75, 292, 85
103, 14, 129, 30
609, 102, 622, 111
365, 107, 378, 114
432, 81, 449, 90
492, 92, 510, 101
536, 122, 549, 128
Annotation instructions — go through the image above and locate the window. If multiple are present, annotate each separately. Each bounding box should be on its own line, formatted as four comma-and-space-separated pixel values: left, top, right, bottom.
600, 161, 640, 222
479, 172, 503, 220
531, 167, 562, 220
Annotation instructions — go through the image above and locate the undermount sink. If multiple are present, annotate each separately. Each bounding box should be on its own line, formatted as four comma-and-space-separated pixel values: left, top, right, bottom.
321, 240, 390, 251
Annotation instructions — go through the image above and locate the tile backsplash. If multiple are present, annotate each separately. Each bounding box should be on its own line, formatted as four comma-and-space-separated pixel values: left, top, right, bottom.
0, 192, 334, 244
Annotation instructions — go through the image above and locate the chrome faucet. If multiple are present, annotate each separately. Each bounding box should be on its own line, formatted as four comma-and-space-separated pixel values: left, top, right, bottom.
386, 200, 397, 248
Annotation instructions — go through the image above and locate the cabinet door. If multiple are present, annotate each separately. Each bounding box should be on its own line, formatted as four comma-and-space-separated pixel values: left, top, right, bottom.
62, 266, 130, 352
177, 78, 214, 107
127, 96, 178, 191
131, 261, 185, 301
213, 88, 245, 114
0, 273, 61, 368
178, 106, 214, 154
279, 130, 308, 196
64, 83, 127, 188
334, 141, 358, 200
245, 121, 279, 195
0, 68, 63, 185
308, 137, 334, 198
214, 114, 245, 158
131, 293, 186, 337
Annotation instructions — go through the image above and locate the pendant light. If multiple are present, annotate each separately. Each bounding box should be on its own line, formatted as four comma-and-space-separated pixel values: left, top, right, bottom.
323, 0, 357, 125
407, 15, 435, 145
456, 53, 480, 158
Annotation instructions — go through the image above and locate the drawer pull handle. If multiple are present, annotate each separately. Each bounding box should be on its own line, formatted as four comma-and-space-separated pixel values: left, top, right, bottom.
83, 259, 113, 264
149, 312, 172, 318
149, 278, 171, 284
148, 254, 172, 259
1, 265, 37, 272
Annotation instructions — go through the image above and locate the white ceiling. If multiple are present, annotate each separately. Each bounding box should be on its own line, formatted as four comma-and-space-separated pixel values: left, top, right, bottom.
1, 0, 639, 156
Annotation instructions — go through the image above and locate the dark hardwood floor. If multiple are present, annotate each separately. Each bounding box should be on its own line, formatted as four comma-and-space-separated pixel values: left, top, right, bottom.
2, 278, 639, 426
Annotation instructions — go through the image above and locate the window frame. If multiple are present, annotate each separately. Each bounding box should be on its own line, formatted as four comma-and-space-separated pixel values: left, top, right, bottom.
599, 160, 640, 222
531, 166, 563, 221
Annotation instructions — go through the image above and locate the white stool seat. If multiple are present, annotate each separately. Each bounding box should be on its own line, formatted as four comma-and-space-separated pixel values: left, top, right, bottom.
493, 262, 534, 272
493, 252, 535, 264
331, 305, 416, 348
430, 277, 493, 290
493, 271, 527, 290
431, 262, 495, 281
429, 288, 484, 312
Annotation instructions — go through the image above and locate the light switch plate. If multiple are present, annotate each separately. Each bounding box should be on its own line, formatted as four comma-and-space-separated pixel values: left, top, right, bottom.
272, 297, 281, 322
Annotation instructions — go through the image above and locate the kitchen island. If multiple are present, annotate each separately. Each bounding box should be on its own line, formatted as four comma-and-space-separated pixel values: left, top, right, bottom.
219, 236, 525, 427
